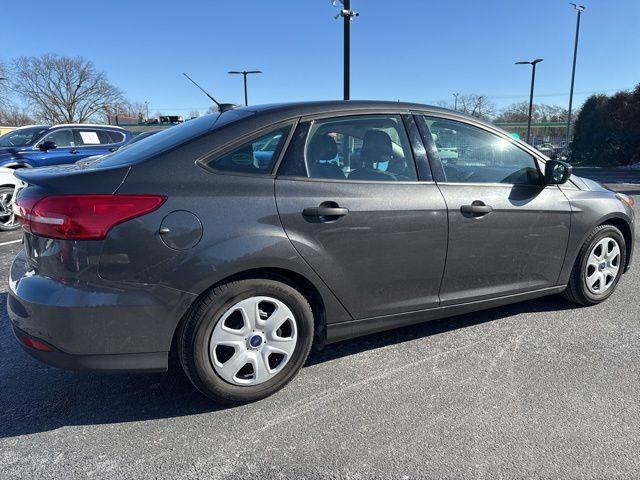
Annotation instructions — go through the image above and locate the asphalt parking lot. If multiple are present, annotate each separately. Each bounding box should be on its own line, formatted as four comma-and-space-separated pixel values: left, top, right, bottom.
1, 171, 639, 479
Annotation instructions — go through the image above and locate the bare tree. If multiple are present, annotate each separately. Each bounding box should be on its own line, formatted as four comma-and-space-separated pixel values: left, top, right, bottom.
455, 94, 496, 119
11, 54, 123, 124
0, 103, 34, 126
433, 94, 495, 119
188, 109, 201, 118
0, 60, 10, 109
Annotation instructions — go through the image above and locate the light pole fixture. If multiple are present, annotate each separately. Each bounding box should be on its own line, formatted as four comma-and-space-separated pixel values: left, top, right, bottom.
228, 70, 262, 106
516, 58, 544, 144
332, 0, 359, 101
566, 3, 585, 149
453, 92, 459, 111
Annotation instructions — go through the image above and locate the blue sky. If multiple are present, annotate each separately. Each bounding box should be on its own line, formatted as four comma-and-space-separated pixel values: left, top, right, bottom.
2, 0, 639, 115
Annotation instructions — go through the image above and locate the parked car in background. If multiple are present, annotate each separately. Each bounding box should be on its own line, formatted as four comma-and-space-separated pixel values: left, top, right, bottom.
0, 124, 131, 168
74, 130, 162, 167
0, 167, 18, 230
7, 101, 635, 405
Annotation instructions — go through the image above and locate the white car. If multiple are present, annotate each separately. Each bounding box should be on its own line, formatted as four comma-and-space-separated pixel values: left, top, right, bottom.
0, 167, 18, 231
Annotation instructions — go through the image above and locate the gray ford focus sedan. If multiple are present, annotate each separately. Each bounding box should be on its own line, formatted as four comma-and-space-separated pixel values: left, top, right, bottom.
8, 101, 635, 404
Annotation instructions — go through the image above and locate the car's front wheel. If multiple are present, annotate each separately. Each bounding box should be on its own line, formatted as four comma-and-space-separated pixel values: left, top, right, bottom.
563, 224, 626, 306
178, 278, 314, 404
0, 186, 19, 231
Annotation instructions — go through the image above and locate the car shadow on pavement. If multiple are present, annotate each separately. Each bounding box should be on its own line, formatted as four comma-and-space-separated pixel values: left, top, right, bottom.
0, 292, 575, 439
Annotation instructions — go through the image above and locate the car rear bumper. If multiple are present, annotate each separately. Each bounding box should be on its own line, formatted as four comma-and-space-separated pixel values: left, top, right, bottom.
7, 250, 197, 372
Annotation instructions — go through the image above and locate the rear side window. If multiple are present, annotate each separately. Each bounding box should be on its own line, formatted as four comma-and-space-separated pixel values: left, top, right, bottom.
92, 110, 253, 168
202, 126, 291, 174
76, 129, 125, 146
279, 114, 418, 181
76, 130, 101, 145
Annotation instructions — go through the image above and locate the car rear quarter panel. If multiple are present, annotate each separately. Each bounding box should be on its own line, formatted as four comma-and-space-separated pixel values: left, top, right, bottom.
99, 130, 351, 327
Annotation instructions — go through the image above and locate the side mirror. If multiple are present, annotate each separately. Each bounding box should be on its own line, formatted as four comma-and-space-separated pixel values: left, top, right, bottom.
38, 140, 57, 151
545, 160, 573, 185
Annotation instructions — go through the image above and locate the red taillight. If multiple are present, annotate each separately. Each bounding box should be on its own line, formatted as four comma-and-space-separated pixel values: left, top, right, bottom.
20, 335, 54, 352
15, 194, 166, 240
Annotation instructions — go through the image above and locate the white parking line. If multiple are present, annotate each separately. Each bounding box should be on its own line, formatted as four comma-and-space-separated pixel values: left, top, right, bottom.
0, 239, 21, 246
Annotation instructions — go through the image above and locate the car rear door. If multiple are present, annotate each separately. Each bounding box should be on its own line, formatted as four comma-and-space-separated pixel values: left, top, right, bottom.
275, 112, 448, 320
416, 114, 571, 305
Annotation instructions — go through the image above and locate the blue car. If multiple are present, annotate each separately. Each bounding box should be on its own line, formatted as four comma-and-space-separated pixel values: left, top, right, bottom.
0, 124, 131, 168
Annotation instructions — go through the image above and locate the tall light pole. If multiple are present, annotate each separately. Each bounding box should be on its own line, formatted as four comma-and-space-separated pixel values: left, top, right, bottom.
566, 3, 585, 149
333, 0, 358, 100
516, 58, 543, 144
228, 70, 262, 106
453, 92, 459, 111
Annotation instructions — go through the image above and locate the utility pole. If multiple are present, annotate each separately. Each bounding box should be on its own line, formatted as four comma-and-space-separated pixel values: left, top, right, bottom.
566, 3, 585, 149
453, 92, 459, 111
333, 0, 358, 100
228, 70, 262, 106
516, 58, 544, 144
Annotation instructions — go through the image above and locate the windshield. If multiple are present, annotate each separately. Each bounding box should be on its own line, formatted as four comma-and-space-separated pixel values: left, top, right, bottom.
93, 110, 253, 168
0, 127, 48, 147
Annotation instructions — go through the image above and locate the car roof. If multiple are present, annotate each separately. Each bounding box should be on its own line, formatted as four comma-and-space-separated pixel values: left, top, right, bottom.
50, 124, 126, 130
240, 100, 455, 117
230, 100, 490, 128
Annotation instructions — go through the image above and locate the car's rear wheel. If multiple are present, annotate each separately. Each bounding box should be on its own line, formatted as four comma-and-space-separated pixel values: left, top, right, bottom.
563, 224, 626, 306
178, 278, 314, 404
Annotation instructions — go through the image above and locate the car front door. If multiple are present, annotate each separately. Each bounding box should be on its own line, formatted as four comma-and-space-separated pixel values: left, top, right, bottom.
416, 114, 572, 305
29, 129, 77, 166
275, 113, 448, 320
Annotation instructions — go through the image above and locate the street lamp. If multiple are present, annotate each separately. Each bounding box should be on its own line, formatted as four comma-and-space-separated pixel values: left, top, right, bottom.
566, 3, 585, 149
332, 0, 359, 100
453, 92, 459, 111
227, 70, 262, 106
515, 58, 543, 144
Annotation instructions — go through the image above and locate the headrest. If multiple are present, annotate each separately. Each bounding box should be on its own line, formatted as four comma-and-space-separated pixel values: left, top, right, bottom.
308, 134, 338, 162
360, 130, 393, 163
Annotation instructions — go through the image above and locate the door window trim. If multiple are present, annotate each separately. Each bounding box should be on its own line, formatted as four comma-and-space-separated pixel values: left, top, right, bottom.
73, 128, 126, 147
414, 113, 546, 187
195, 119, 298, 178
34, 128, 76, 149
276, 112, 432, 184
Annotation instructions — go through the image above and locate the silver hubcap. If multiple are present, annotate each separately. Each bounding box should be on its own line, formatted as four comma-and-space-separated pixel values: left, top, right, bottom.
209, 296, 297, 386
0, 192, 16, 227
585, 237, 621, 294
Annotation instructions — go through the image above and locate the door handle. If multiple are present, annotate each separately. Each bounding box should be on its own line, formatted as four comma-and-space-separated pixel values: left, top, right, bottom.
303, 202, 349, 219
303, 206, 349, 217
460, 203, 493, 215
69, 149, 79, 154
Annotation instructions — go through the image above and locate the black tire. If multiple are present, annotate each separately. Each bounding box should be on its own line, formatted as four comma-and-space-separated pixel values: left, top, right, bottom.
563, 224, 626, 306
0, 186, 19, 231
178, 278, 314, 405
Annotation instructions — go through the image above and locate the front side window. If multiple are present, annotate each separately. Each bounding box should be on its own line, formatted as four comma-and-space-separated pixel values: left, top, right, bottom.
424, 116, 541, 185
284, 114, 417, 181
203, 126, 291, 174
40, 129, 74, 148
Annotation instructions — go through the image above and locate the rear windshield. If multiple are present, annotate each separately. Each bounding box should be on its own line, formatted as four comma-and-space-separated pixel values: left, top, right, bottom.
93, 110, 253, 168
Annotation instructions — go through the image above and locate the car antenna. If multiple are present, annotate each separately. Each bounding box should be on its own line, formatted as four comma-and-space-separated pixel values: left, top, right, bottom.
182, 73, 237, 112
